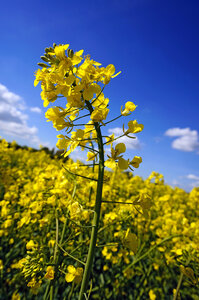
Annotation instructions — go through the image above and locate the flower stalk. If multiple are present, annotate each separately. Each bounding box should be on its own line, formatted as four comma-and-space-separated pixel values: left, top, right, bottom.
78, 101, 104, 300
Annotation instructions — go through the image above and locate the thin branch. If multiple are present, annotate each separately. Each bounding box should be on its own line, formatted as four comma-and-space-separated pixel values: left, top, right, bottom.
80, 145, 99, 153
103, 114, 122, 126
102, 200, 136, 205
57, 243, 86, 266
62, 164, 98, 181
96, 243, 118, 248
173, 273, 183, 300
103, 133, 126, 145
79, 163, 99, 167
73, 123, 94, 127
74, 113, 90, 122
65, 215, 96, 229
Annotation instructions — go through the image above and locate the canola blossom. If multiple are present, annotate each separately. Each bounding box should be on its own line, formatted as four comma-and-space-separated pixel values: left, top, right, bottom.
0, 139, 199, 299
34, 43, 143, 171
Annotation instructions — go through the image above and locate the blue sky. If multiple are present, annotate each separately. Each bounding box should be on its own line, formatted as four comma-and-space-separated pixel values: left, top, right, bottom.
0, 0, 199, 191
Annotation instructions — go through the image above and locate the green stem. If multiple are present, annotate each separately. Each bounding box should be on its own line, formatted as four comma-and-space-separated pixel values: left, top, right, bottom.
57, 243, 86, 265
173, 273, 183, 300
50, 210, 59, 299
173, 257, 190, 300
68, 281, 75, 300
49, 285, 54, 300
78, 101, 104, 300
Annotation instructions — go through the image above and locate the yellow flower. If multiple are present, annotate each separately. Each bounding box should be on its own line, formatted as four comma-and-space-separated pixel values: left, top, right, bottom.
68, 202, 82, 220
103, 265, 109, 271
44, 266, 55, 280
54, 44, 69, 60
48, 239, 56, 248
83, 83, 101, 101
65, 265, 83, 284
87, 151, 97, 161
149, 290, 156, 300
4, 218, 12, 228
34, 68, 49, 87
121, 101, 137, 116
123, 229, 138, 253
0, 259, 3, 270
130, 156, 142, 168
104, 158, 117, 170
45, 106, 66, 121
105, 143, 128, 170
27, 277, 38, 288
115, 143, 126, 154
11, 291, 20, 300
91, 107, 109, 123
103, 64, 121, 84
118, 157, 129, 170
56, 134, 70, 150
9, 238, 14, 244
105, 134, 115, 145
125, 120, 144, 134
26, 240, 37, 250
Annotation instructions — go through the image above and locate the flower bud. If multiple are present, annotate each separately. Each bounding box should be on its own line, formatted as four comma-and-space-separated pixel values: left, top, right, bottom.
40, 56, 49, 62
37, 63, 48, 68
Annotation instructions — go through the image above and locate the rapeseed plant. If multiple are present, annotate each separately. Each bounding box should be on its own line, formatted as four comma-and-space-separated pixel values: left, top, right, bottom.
34, 42, 144, 299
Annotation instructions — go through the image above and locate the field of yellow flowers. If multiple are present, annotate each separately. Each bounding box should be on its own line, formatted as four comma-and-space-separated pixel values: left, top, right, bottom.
0, 138, 199, 299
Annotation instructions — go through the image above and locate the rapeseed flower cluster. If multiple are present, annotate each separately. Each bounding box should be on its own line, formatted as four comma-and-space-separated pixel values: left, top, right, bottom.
34, 43, 143, 172
1, 139, 199, 299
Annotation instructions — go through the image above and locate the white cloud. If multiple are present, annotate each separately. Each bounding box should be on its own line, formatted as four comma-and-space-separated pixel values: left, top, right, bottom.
0, 83, 25, 109
30, 107, 42, 113
0, 83, 45, 147
108, 127, 141, 150
165, 127, 199, 153
186, 174, 199, 181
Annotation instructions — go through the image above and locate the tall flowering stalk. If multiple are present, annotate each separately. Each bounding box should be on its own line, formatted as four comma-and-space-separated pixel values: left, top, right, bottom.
35, 43, 144, 299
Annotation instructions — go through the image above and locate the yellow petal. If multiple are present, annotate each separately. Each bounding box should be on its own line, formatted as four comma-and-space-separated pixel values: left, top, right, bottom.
115, 143, 126, 154
67, 265, 76, 274
75, 49, 84, 56
87, 152, 97, 161
123, 229, 138, 253
105, 158, 117, 169
65, 273, 75, 282
118, 157, 129, 170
